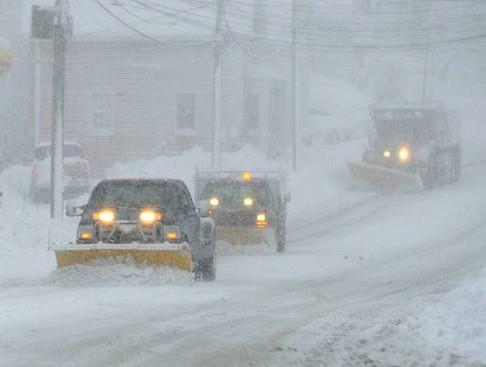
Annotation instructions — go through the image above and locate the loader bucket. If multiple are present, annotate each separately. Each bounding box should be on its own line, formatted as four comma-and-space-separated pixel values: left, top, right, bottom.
55, 243, 192, 272
348, 162, 423, 190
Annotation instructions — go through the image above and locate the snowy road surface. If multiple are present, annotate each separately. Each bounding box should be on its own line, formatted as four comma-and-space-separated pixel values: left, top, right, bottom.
1, 164, 486, 367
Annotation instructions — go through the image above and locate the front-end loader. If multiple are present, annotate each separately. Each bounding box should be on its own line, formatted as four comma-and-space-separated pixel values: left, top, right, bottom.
348, 101, 461, 190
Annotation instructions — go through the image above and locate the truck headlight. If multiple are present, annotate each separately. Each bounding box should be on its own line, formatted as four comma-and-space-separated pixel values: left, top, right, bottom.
139, 209, 162, 225
244, 197, 253, 206
398, 147, 410, 162
209, 197, 219, 206
93, 209, 115, 224
383, 150, 391, 158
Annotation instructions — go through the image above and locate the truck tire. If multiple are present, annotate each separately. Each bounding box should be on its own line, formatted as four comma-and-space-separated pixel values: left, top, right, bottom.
420, 164, 434, 190
194, 251, 216, 282
276, 227, 286, 253
452, 148, 461, 182
440, 152, 453, 185
276, 215, 286, 252
277, 237, 285, 253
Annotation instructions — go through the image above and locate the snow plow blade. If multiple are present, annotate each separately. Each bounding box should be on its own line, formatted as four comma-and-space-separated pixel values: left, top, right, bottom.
216, 226, 277, 247
54, 243, 192, 271
348, 162, 423, 190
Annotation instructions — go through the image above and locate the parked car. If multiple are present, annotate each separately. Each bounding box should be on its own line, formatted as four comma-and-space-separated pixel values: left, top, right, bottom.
30, 142, 90, 202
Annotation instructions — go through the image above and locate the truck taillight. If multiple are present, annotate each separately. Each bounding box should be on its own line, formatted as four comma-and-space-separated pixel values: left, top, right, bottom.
32, 166, 39, 178
83, 165, 89, 176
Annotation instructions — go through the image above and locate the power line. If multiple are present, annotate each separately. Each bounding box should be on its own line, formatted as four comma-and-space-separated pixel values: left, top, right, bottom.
224, 17, 288, 60
88, 0, 486, 52
89, 0, 212, 45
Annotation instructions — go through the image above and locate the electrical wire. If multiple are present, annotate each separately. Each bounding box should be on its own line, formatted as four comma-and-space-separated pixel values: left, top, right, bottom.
88, 0, 486, 52
224, 17, 289, 60
89, 0, 213, 45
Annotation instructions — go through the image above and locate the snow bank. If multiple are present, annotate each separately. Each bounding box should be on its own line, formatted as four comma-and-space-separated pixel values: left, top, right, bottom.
298, 268, 486, 367
420, 269, 486, 361
105, 145, 280, 195
0, 165, 55, 282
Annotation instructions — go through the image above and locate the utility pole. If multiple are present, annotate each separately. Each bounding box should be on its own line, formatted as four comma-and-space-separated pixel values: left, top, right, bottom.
51, 0, 69, 220
33, 41, 41, 146
422, 44, 432, 100
212, 0, 225, 169
291, 0, 298, 171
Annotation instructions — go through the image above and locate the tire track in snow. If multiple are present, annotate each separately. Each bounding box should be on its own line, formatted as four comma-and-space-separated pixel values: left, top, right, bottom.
3, 166, 486, 367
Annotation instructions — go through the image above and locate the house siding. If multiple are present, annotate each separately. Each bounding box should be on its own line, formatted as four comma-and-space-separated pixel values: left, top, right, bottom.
35, 40, 245, 176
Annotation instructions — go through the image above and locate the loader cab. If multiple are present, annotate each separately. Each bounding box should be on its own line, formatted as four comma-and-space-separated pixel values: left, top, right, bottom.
370, 109, 435, 149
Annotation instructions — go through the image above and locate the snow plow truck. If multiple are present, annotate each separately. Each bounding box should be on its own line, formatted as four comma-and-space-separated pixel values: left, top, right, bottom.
56, 178, 216, 281
194, 170, 290, 252
348, 101, 461, 190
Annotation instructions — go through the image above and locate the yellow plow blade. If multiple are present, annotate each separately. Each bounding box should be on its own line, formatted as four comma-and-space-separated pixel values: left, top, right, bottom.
348, 162, 423, 190
216, 226, 276, 247
55, 243, 192, 272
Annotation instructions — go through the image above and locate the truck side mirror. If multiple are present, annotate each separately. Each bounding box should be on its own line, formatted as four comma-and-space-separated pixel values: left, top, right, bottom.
197, 200, 211, 218
65, 201, 83, 217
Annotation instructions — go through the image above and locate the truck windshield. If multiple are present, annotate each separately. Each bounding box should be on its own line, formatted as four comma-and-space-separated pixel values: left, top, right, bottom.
201, 180, 273, 208
372, 108, 437, 145
89, 181, 182, 208
374, 118, 432, 144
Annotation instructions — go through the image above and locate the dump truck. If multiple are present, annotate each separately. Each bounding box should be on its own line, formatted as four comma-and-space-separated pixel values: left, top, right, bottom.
56, 178, 216, 281
194, 170, 290, 252
348, 101, 461, 190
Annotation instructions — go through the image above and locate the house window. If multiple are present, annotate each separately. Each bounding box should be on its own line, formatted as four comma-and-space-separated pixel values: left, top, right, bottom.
177, 93, 195, 129
91, 92, 112, 135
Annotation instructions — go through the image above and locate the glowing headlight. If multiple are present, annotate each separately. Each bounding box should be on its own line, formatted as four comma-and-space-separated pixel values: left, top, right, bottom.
383, 150, 391, 158
139, 209, 162, 224
93, 209, 115, 224
243, 197, 253, 206
398, 147, 410, 162
256, 213, 266, 222
209, 197, 219, 206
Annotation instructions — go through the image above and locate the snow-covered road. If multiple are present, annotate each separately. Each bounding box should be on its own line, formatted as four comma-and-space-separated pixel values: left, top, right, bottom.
1, 161, 485, 367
